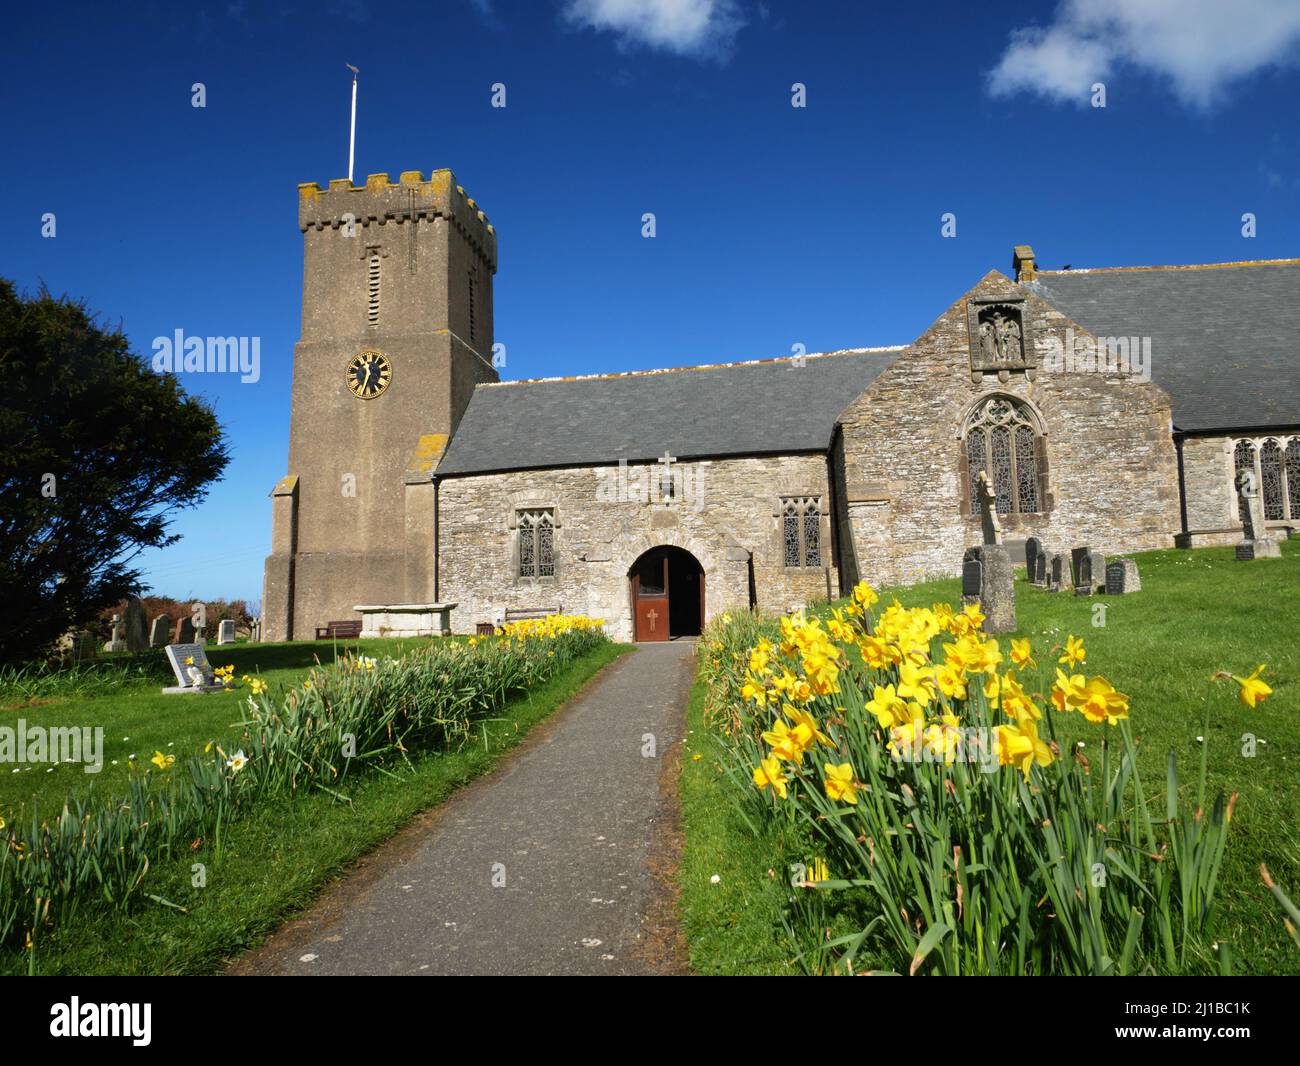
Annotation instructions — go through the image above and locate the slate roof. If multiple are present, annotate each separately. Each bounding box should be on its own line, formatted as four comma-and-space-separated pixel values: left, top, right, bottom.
1026, 259, 1300, 433
436, 348, 902, 476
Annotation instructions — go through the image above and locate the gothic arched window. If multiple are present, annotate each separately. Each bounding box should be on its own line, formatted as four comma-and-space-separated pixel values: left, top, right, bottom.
1231, 437, 1300, 523
963, 397, 1043, 515
517, 509, 555, 578
1288, 439, 1300, 520
1261, 439, 1285, 520
781, 497, 822, 568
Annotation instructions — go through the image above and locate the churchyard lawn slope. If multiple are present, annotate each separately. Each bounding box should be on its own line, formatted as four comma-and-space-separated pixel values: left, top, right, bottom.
0, 627, 626, 974
680, 542, 1300, 976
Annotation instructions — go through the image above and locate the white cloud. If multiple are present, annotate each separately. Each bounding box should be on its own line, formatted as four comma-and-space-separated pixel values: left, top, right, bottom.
561, 0, 745, 60
988, 0, 1300, 108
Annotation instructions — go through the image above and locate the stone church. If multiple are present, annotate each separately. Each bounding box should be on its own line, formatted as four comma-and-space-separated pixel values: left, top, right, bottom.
262, 169, 1300, 643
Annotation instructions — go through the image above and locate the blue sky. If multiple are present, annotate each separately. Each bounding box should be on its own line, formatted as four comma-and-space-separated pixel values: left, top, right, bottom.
6, 0, 1300, 603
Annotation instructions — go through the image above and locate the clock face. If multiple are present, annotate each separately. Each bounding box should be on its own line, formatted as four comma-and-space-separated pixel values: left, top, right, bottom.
346, 349, 391, 399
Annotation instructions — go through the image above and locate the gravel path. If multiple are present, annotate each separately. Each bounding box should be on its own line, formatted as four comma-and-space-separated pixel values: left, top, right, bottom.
229, 641, 695, 976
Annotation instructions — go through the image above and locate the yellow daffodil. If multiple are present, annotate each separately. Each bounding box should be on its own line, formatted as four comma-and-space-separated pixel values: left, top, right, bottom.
995, 721, 1054, 779
1001, 671, 1041, 723
1059, 634, 1086, 667
1077, 676, 1130, 725
1228, 664, 1272, 708
934, 660, 968, 701
852, 581, 879, 609
1051, 668, 1089, 713
823, 762, 859, 805
1010, 638, 1035, 670
150, 751, 175, 771
783, 705, 832, 747
762, 719, 814, 762
867, 684, 918, 730
753, 756, 788, 800
897, 661, 937, 707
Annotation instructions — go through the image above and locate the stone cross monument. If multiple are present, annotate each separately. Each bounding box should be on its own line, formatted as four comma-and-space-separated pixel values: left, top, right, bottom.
963, 473, 1015, 633
976, 472, 1002, 545
1235, 470, 1281, 560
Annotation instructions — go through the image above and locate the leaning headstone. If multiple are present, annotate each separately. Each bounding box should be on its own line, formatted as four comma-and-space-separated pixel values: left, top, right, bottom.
173, 616, 196, 644
962, 545, 1016, 634
1235, 470, 1282, 560
1106, 558, 1141, 595
162, 643, 225, 695
1025, 537, 1044, 584
1048, 553, 1069, 592
103, 614, 127, 653
123, 597, 148, 652
217, 619, 236, 645
149, 614, 172, 649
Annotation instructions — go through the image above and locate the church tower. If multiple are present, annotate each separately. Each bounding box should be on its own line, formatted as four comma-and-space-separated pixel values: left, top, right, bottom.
263, 170, 497, 640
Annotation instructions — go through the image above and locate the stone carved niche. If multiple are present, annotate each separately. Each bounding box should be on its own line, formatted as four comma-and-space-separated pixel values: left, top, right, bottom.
967, 297, 1033, 381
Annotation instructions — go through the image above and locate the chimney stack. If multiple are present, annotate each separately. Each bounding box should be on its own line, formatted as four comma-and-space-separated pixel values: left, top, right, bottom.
1012, 245, 1037, 283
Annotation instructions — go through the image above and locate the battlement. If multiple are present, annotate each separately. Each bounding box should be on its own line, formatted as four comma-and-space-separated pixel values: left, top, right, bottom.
297, 169, 496, 271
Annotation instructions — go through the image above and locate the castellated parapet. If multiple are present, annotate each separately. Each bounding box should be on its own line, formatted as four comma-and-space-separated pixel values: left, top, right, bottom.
298, 169, 497, 272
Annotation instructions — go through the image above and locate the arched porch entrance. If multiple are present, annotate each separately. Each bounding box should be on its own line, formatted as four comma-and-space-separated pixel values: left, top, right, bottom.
628, 546, 704, 641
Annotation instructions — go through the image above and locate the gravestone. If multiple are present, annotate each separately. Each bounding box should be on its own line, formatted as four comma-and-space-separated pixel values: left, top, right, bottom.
1105, 557, 1141, 594
149, 614, 172, 649
173, 616, 196, 644
123, 597, 148, 653
1032, 550, 1048, 587
1048, 553, 1069, 592
961, 545, 1016, 633
1070, 546, 1090, 591
71, 630, 96, 662
217, 619, 236, 645
162, 643, 225, 695
248, 618, 261, 643
1235, 470, 1282, 560
1025, 537, 1045, 585
1088, 551, 1107, 592
103, 614, 127, 653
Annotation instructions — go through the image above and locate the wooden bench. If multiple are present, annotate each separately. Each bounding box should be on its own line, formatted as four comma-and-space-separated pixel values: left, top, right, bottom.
315, 620, 362, 640
503, 606, 561, 623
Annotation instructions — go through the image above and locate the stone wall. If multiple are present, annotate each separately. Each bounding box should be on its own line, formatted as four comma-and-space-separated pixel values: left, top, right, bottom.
1179, 434, 1237, 544
436, 454, 839, 642
835, 270, 1181, 588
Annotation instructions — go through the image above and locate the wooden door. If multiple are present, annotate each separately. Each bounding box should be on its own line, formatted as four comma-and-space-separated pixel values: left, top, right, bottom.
632, 551, 669, 642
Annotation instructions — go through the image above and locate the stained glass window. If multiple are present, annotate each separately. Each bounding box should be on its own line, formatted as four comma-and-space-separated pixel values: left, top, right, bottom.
517, 509, 555, 578
781, 497, 822, 567
1233, 439, 1256, 492
1261, 440, 1284, 520
1288, 439, 1300, 520
1014, 425, 1039, 513
962, 397, 1042, 515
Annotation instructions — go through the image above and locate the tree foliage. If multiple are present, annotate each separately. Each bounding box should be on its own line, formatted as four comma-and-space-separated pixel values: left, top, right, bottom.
0, 280, 229, 663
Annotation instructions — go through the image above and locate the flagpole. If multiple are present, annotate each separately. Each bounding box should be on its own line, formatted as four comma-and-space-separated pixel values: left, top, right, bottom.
346, 64, 359, 183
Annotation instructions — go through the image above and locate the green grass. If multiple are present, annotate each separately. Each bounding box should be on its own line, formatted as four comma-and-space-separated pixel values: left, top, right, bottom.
0, 638, 459, 817
678, 541, 1300, 976
679, 677, 792, 974
0, 639, 628, 975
